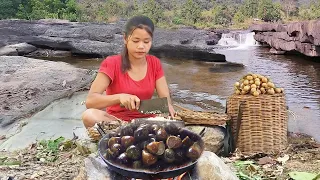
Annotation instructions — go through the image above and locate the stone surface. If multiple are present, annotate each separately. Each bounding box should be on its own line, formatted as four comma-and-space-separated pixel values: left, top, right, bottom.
190, 151, 239, 180
0, 91, 89, 151
250, 20, 320, 57
0, 56, 95, 127
0, 19, 226, 62
0, 43, 37, 56
270, 48, 286, 55
186, 125, 225, 154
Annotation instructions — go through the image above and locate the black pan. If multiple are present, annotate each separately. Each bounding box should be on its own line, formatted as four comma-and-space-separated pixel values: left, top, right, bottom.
97, 124, 205, 179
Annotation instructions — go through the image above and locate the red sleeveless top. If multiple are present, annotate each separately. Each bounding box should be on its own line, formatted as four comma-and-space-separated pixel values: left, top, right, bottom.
98, 54, 164, 121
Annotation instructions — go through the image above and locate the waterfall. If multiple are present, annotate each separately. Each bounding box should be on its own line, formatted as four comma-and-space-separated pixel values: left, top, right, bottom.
217, 32, 258, 48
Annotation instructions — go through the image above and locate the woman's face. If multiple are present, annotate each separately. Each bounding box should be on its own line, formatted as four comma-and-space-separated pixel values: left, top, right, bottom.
125, 28, 152, 60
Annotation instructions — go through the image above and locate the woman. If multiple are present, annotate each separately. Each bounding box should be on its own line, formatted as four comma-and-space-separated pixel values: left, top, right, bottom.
82, 15, 175, 128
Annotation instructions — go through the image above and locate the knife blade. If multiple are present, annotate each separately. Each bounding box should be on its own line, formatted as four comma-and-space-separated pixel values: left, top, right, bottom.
120, 97, 169, 114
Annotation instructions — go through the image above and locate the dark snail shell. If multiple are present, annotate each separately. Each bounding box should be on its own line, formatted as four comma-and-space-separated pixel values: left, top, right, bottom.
120, 125, 134, 136
134, 127, 149, 142
126, 145, 141, 160
109, 131, 118, 138
106, 148, 118, 160
166, 136, 182, 149
156, 128, 168, 141
139, 139, 153, 150
186, 142, 202, 161
139, 124, 152, 134
110, 143, 124, 155
151, 124, 160, 133
132, 160, 142, 169
163, 149, 175, 163
117, 152, 130, 165
142, 150, 158, 166
148, 134, 156, 139
174, 148, 186, 163
146, 141, 165, 156
164, 122, 179, 135
121, 136, 135, 149
108, 137, 121, 148
182, 136, 194, 148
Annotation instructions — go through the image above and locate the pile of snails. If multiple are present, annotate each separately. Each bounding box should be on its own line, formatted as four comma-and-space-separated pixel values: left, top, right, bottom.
103, 122, 202, 170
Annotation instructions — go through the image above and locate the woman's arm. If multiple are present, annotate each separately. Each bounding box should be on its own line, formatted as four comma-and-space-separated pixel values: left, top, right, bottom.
85, 72, 141, 110
155, 76, 175, 117
85, 72, 121, 109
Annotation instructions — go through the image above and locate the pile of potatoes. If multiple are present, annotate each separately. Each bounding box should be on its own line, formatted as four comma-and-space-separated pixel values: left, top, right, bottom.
234, 73, 284, 96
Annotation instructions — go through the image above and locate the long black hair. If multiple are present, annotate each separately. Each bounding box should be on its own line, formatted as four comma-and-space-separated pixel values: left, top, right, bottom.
121, 15, 155, 73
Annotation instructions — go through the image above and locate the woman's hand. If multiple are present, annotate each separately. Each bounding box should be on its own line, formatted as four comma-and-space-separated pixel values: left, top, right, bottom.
168, 104, 176, 119
119, 94, 140, 111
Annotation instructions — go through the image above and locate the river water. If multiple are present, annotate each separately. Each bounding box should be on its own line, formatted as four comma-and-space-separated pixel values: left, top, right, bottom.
50, 32, 320, 142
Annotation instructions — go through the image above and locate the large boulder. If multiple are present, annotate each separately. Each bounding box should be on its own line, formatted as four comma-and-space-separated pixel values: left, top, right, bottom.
0, 43, 37, 56
0, 56, 96, 126
0, 19, 225, 62
250, 20, 320, 57
186, 125, 225, 154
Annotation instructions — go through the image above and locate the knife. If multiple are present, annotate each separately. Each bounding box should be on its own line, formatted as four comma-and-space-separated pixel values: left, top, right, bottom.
120, 97, 169, 114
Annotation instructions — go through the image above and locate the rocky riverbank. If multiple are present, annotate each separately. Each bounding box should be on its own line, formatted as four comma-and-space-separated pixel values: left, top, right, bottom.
250, 20, 320, 57
0, 19, 226, 62
0, 56, 96, 127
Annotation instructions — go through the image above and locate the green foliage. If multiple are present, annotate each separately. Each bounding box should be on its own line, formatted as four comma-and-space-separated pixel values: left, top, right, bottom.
257, 0, 282, 22
298, 1, 320, 20
0, 0, 22, 19
288, 171, 320, 180
240, 0, 259, 18
36, 136, 66, 162
180, 0, 202, 25
234, 11, 245, 23
141, 0, 164, 24
15, 0, 80, 21
0, 0, 320, 29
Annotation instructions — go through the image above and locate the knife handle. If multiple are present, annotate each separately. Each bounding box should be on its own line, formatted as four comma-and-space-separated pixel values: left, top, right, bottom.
120, 103, 139, 110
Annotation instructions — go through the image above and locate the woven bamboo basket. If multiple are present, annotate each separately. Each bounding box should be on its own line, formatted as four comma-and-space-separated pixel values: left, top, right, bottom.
226, 93, 288, 155
177, 110, 230, 126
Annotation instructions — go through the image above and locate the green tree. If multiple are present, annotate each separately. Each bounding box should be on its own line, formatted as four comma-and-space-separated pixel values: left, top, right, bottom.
257, 0, 281, 22
0, 0, 21, 19
142, 0, 164, 24
181, 0, 201, 24
298, 1, 320, 20
233, 11, 245, 23
240, 0, 259, 18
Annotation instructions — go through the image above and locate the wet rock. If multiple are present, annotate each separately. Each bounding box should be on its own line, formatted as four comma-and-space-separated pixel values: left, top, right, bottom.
0, 43, 37, 56
205, 32, 221, 45
270, 48, 286, 55
250, 20, 320, 57
27, 49, 72, 57
0, 19, 225, 61
0, 46, 18, 56
186, 126, 225, 154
